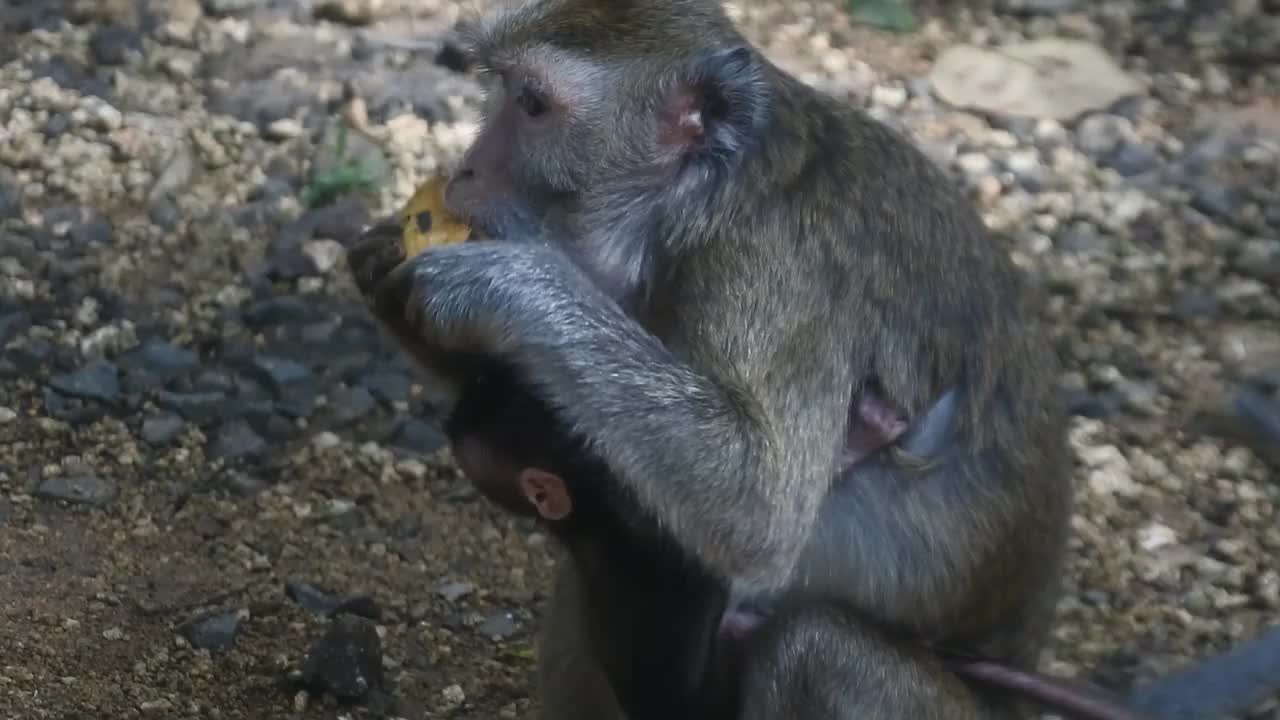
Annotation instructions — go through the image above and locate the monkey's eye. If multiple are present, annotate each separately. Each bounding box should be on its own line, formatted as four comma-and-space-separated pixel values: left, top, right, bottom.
514, 81, 549, 118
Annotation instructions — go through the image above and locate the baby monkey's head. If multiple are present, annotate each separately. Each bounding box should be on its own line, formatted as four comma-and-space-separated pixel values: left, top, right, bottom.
445, 369, 623, 535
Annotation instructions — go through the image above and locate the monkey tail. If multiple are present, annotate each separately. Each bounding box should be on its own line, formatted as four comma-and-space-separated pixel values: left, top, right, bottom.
946, 658, 1152, 720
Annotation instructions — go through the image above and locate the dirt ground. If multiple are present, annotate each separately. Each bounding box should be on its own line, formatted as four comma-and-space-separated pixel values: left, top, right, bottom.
2, 0, 1279, 719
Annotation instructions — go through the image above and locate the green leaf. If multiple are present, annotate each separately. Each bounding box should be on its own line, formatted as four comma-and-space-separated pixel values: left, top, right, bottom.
848, 0, 917, 33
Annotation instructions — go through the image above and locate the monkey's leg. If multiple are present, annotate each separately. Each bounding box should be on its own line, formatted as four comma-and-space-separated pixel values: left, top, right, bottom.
738, 604, 1015, 720
537, 562, 625, 720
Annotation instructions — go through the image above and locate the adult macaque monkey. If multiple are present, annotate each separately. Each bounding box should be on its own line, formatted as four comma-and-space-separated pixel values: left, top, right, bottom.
350, 0, 1073, 717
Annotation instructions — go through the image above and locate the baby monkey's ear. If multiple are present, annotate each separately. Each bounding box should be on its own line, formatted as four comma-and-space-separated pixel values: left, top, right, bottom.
518, 468, 573, 521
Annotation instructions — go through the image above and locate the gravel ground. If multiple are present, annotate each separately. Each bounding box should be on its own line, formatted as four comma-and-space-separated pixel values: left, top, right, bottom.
1, 1, 1279, 719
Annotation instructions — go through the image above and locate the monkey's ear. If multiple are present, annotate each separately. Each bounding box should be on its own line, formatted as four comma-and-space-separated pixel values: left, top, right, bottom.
661, 46, 766, 161
517, 468, 573, 521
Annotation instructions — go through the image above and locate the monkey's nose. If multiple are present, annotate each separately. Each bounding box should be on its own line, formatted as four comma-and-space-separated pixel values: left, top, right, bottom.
452, 167, 476, 182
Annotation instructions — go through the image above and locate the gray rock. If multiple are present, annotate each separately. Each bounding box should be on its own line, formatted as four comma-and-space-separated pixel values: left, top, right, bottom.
1102, 142, 1160, 176
193, 370, 236, 394
88, 24, 142, 66
35, 474, 117, 507
315, 0, 386, 25
996, 0, 1081, 14
42, 113, 70, 139
1173, 289, 1221, 320
49, 360, 121, 404
178, 610, 241, 652
1058, 224, 1108, 255
358, 370, 410, 406
141, 414, 185, 446
328, 385, 376, 425
211, 421, 266, 461
300, 615, 384, 700
31, 59, 112, 100
147, 197, 180, 230
1076, 114, 1133, 157
245, 356, 317, 418
1190, 179, 1240, 219
434, 581, 474, 603
392, 420, 446, 455
156, 391, 232, 422
477, 612, 518, 640
202, 0, 258, 16
0, 310, 31, 345
119, 340, 199, 380
285, 579, 345, 615
243, 296, 320, 327
71, 215, 113, 247
0, 180, 20, 220
288, 580, 383, 621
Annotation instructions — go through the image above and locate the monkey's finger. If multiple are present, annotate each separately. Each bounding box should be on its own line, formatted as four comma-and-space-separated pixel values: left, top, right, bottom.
348, 223, 408, 298
371, 259, 420, 326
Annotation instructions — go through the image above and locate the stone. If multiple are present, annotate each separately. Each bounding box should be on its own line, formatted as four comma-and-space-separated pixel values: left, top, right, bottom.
210, 421, 266, 461
996, 0, 1081, 13
358, 370, 410, 406
391, 419, 446, 455
201, 0, 257, 16
299, 615, 384, 700
1075, 114, 1134, 157
434, 581, 474, 603
35, 474, 117, 507
178, 610, 241, 652
285, 579, 344, 615
245, 355, 318, 418
302, 239, 344, 274
0, 310, 32, 345
49, 360, 120, 403
1102, 142, 1159, 176
327, 385, 376, 425
88, 24, 142, 66
141, 414, 185, 446
243, 296, 320, 327
929, 40, 1143, 121
477, 612, 518, 640
315, 0, 386, 25
155, 391, 233, 422
1190, 178, 1240, 219
119, 340, 199, 380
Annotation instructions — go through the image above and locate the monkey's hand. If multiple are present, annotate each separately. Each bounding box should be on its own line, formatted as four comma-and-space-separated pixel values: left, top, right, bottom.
347, 221, 467, 412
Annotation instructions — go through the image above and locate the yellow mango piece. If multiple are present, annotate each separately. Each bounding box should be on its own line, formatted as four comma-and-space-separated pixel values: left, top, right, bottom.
400, 176, 471, 258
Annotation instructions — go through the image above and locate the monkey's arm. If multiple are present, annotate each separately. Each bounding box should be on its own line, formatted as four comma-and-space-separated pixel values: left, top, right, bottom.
372, 240, 848, 589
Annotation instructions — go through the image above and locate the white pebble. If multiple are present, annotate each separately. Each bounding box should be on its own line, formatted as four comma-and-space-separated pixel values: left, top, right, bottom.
82, 97, 123, 132
266, 118, 304, 141
0, 407, 16, 424
302, 239, 344, 274
1137, 523, 1177, 552
956, 152, 993, 177
440, 684, 466, 707
312, 431, 341, 450
870, 84, 907, 110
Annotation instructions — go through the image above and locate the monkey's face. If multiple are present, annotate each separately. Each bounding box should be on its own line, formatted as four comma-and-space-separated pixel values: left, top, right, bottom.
444, 48, 600, 242
445, 3, 769, 247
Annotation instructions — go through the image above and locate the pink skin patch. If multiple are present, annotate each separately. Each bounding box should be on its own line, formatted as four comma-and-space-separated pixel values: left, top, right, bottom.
837, 390, 909, 471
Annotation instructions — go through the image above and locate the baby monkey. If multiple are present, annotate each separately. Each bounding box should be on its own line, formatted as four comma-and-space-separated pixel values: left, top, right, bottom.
445, 366, 736, 720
